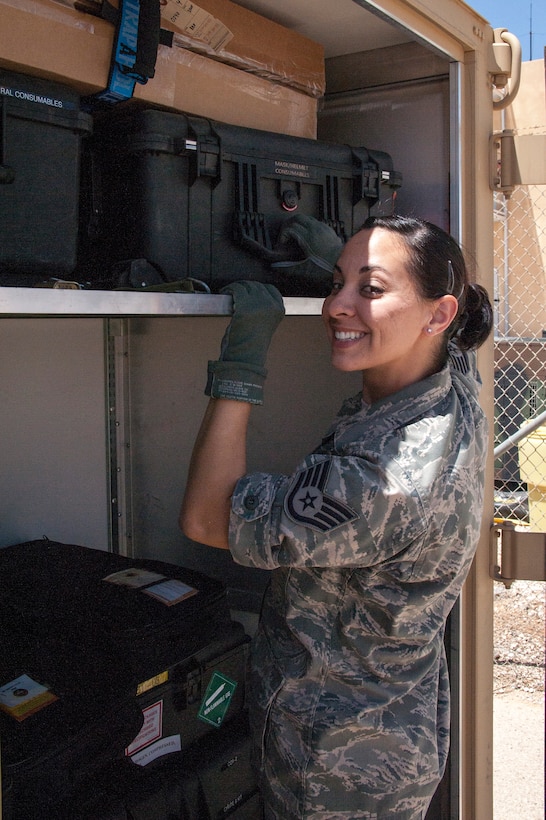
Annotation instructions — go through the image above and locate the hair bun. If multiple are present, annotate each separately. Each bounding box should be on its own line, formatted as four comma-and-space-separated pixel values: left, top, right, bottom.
456, 283, 493, 350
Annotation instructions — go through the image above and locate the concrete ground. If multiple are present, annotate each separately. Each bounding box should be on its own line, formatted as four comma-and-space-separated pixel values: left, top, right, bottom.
493, 691, 544, 820
493, 579, 544, 820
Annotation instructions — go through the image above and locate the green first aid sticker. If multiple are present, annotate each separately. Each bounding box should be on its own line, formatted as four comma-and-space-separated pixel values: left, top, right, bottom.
197, 671, 237, 727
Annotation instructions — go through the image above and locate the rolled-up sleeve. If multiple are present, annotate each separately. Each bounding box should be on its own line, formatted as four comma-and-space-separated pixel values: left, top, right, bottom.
230, 472, 289, 569
229, 454, 427, 571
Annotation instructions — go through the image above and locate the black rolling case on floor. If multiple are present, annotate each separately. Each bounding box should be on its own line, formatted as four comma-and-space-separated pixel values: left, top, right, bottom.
0, 69, 92, 285
1, 629, 252, 819
0, 629, 144, 819
177, 713, 260, 819
78, 108, 402, 295
125, 620, 250, 765
0, 539, 254, 818
0, 539, 233, 679
72, 713, 261, 819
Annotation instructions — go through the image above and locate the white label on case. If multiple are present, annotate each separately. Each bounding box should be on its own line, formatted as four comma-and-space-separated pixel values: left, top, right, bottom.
131, 734, 182, 767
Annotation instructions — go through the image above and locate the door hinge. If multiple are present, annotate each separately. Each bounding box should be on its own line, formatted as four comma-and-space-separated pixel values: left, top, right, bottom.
490, 521, 546, 588
490, 131, 546, 198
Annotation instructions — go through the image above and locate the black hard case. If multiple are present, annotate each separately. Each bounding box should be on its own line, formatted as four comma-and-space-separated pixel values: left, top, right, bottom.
127, 621, 250, 764
0, 539, 232, 679
177, 713, 260, 819
71, 715, 260, 819
0, 541, 252, 818
0, 630, 144, 819
1, 628, 251, 820
79, 108, 401, 294
0, 70, 92, 283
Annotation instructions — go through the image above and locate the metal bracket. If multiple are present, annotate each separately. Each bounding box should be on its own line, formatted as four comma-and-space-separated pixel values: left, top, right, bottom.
490, 520, 546, 588
490, 130, 546, 198
490, 29, 521, 111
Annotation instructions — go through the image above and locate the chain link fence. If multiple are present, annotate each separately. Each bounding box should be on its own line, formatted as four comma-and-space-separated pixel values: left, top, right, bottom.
493, 171, 546, 530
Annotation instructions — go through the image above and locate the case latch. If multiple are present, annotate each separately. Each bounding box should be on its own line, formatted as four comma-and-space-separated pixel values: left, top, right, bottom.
351, 147, 402, 210
172, 658, 203, 710
185, 116, 222, 185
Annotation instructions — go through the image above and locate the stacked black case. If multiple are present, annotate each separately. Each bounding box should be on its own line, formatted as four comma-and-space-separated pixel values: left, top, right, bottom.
78, 108, 401, 294
0, 69, 401, 296
0, 70, 92, 285
0, 539, 259, 818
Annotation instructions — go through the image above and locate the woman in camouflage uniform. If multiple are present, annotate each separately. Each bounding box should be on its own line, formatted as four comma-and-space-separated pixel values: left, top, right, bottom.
180, 215, 493, 819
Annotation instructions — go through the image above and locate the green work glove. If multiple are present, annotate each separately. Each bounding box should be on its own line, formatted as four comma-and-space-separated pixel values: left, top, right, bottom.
205, 281, 285, 404
272, 214, 343, 271
270, 215, 343, 296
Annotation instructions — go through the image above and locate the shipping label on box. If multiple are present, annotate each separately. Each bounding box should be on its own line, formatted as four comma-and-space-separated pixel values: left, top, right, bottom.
161, 0, 233, 52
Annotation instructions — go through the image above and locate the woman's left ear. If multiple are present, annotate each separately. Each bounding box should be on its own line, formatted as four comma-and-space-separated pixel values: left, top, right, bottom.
428, 295, 459, 335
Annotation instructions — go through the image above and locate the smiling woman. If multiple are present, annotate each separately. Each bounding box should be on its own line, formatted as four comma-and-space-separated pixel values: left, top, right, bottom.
322, 215, 491, 403
323, 224, 457, 401
180, 215, 494, 819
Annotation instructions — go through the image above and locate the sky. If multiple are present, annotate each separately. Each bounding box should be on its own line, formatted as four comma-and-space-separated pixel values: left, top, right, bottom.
468, 0, 546, 62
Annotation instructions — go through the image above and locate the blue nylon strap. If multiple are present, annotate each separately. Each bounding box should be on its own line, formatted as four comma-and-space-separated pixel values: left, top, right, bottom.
97, 0, 143, 103
84, 0, 159, 107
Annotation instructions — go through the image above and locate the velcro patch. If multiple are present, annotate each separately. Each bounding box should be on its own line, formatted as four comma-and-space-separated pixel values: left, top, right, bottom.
284, 459, 358, 532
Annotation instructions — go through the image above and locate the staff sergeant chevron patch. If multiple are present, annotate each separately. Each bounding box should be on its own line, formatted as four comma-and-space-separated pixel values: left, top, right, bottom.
284, 459, 358, 532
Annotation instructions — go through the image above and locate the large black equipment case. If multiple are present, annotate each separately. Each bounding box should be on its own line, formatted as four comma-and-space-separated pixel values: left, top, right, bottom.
0, 70, 92, 284
0, 539, 232, 679
1, 632, 252, 819
71, 714, 260, 819
0, 628, 144, 819
0, 540, 255, 818
177, 713, 260, 819
126, 621, 250, 764
79, 108, 402, 295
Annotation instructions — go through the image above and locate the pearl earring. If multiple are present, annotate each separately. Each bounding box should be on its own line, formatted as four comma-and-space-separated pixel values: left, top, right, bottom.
426, 327, 433, 334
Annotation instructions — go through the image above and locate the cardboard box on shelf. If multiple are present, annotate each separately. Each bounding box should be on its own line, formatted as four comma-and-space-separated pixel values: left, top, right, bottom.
0, 0, 109, 95
135, 46, 318, 138
159, 0, 325, 99
48, 0, 325, 98
0, 0, 317, 137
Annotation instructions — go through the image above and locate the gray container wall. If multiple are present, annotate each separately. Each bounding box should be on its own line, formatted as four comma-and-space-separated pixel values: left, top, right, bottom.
0, 318, 109, 548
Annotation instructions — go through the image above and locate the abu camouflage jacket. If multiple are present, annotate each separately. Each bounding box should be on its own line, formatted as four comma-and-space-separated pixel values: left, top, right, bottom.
229, 352, 488, 819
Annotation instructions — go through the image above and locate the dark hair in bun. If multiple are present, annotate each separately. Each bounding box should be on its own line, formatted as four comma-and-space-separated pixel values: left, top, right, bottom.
360, 215, 493, 357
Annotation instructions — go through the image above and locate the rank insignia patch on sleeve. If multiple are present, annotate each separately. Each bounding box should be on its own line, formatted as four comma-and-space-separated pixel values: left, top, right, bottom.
284, 459, 358, 532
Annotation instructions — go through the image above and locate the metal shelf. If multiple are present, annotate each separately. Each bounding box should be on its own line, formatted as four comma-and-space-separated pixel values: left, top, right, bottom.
0, 288, 324, 318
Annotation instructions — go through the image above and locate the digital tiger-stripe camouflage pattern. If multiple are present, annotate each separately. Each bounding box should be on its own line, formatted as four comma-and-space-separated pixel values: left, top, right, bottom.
229, 352, 487, 819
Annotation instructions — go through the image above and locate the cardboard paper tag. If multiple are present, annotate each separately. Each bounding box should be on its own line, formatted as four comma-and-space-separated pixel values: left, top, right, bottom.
103, 568, 166, 588
160, 0, 233, 52
143, 579, 198, 606
0, 674, 58, 721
